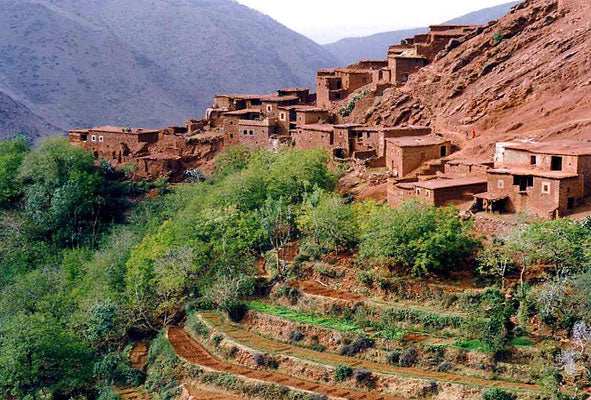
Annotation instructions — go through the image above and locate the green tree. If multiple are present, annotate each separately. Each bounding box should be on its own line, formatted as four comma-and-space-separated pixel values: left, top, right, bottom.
0, 136, 29, 207
360, 202, 479, 276
213, 145, 251, 180
298, 190, 358, 254
0, 313, 93, 399
477, 238, 516, 289
482, 388, 515, 400
259, 197, 296, 278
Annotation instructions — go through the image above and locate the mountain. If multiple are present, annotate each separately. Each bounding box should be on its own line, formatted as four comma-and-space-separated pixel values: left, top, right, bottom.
0, 91, 61, 140
323, 2, 520, 65
0, 0, 338, 140
352, 0, 591, 158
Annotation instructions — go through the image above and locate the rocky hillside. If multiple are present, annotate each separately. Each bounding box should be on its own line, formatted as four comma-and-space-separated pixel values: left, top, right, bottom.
0, 91, 61, 140
324, 2, 519, 65
352, 0, 591, 158
0, 0, 338, 140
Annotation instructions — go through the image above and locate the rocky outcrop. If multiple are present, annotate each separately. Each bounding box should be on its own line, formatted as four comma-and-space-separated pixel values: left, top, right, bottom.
354, 0, 591, 159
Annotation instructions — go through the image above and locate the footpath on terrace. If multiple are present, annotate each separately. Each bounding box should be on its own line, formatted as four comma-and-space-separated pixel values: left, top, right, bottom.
199, 312, 542, 395
167, 326, 408, 400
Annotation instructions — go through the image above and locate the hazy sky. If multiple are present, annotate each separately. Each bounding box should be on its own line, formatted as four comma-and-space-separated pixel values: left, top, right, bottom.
237, 0, 513, 44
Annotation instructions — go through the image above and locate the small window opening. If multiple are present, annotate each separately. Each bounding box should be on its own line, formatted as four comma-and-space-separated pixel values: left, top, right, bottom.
551, 156, 563, 171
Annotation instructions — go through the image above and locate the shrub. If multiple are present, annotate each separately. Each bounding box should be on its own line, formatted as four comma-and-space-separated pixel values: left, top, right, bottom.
482, 388, 515, 400
186, 313, 210, 337
437, 361, 453, 372
352, 369, 374, 388
252, 353, 279, 369
340, 334, 374, 356
492, 33, 504, 46
387, 350, 402, 365
357, 271, 375, 287
212, 335, 224, 347
289, 330, 305, 342
274, 286, 301, 305
227, 302, 248, 322
399, 346, 419, 367
334, 364, 353, 382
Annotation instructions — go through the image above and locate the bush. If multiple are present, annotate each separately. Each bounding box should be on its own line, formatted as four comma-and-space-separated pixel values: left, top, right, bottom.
340, 334, 374, 356
352, 369, 374, 388
334, 364, 353, 382
399, 346, 419, 367
253, 353, 279, 369
274, 286, 301, 305
97, 386, 121, 400
482, 388, 515, 400
387, 350, 402, 365
437, 360, 453, 372
212, 335, 224, 347
186, 313, 210, 337
227, 302, 248, 322
289, 330, 305, 342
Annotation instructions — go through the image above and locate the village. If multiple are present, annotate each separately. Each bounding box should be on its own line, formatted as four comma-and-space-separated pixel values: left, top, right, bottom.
69, 24, 591, 221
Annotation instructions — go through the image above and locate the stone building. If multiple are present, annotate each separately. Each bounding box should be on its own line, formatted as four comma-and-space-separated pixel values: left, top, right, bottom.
238, 118, 280, 151
475, 140, 591, 218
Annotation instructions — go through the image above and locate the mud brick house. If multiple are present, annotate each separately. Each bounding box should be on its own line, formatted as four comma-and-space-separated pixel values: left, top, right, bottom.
388, 176, 487, 207
385, 135, 451, 177
331, 125, 433, 160
221, 109, 262, 145
238, 118, 280, 151
444, 159, 493, 176
475, 140, 591, 219
277, 88, 314, 104
293, 124, 335, 150
69, 126, 160, 162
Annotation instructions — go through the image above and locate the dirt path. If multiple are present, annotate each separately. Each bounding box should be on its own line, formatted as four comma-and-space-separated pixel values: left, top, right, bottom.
184, 384, 246, 399
201, 312, 542, 395
114, 387, 148, 400
129, 342, 148, 369
168, 326, 407, 400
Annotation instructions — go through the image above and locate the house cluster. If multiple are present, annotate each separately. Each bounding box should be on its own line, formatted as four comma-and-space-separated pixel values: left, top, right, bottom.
387, 138, 591, 219
68, 23, 590, 220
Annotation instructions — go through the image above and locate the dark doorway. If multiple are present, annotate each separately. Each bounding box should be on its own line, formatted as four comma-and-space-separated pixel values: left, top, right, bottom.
568, 197, 575, 210
440, 146, 447, 157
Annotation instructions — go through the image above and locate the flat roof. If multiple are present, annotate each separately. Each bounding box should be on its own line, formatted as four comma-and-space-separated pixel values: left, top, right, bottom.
278, 105, 326, 112
386, 135, 448, 147
415, 177, 487, 190
70, 126, 159, 135
223, 108, 261, 116
489, 168, 579, 179
215, 94, 268, 100
504, 140, 591, 156
278, 88, 309, 92
300, 124, 334, 132
263, 95, 299, 103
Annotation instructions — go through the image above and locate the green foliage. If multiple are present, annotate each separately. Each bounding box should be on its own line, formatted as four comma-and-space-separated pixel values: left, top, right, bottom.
145, 334, 181, 400
334, 364, 353, 381
248, 301, 361, 332
298, 189, 358, 254
477, 238, 516, 288
482, 388, 515, 400
0, 313, 94, 399
97, 386, 121, 400
360, 201, 480, 276
492, 33, 504, 46
339, 89, 372, 117
213, 145, 251, 180
0, 136, 29, 207
93, 351, 144, 388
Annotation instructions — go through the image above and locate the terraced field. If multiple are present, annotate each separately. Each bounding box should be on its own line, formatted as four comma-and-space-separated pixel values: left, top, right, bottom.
168, 326, 407, 400
199, 311, 541, 395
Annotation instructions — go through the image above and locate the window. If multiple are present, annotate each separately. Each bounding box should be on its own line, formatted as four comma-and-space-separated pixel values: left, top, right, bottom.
91, 135, 97, 142
542, 182, 551, 194
98, 136, 104, 142
551, 156, 563, 171
229, 134, 234, 139
426, 190, 431, 197
335, 93, 341, 100
280, 112, 286, 121
416, 188, 421, 195
440, 146, 447, 157
243, 130, 248, 135
530, 155, 537, 165
498, 180, 504, 189
249, 130, 254, 136
266, 105, 272, 112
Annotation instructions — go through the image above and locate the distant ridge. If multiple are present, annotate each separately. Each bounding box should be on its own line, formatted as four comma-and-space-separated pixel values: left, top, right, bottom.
323, 1, 520, 65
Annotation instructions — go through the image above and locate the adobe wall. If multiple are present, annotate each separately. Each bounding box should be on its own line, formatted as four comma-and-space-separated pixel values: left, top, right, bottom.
445, 163, 492, 176
487, 173, 583, 218
498, 148, 579, 174
386, 142, 451, 177
389, 57, 426, 84
223, 115, 241, 145
238, 120, 277, 151
430, 182, 488, 207
387, 184, 417, 207
297, 111, 329, 126
292, 128, 333, 151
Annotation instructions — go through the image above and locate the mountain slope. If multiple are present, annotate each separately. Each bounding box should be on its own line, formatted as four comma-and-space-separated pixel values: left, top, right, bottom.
0, 0, 338, 140
324, 2, 519, 65
355, 0, 591, 158
0, 91, 60, 140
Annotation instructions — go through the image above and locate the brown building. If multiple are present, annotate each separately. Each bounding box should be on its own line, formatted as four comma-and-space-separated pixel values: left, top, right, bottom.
69, 126, 160, 162
293, 124, 335, 151
387, 55, 427, 85
388, 176, 487, 207
385, 135, 451, 177
476, 140, 591, 218
444, 159, 494, 176
238, 118, 279, 151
